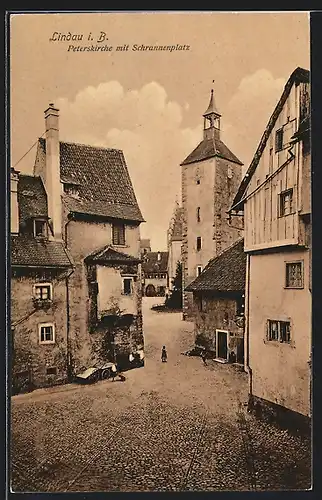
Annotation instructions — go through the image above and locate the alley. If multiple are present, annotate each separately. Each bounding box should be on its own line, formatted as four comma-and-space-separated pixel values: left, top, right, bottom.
11, 298, 311, 492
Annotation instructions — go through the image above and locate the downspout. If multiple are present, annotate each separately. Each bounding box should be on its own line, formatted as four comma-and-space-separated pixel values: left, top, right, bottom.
65, 268, 74, 381
64, 215, 75, 381
244, 252, 253, 409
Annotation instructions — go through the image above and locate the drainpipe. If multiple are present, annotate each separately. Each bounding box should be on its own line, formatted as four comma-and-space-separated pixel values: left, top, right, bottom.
244, 253, 253, 409
65, 268, 74, 381
64, 216, 75, 381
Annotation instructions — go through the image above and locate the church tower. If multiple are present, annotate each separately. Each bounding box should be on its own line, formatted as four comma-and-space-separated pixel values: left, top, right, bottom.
181, 86, 244, 320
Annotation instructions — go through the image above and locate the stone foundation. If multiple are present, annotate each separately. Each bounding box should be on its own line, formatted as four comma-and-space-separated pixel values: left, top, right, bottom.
248, 394, 311, 436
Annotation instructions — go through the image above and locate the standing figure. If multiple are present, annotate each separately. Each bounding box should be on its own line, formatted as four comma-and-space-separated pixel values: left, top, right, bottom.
201, 350, 207, 366
161, 345, 168, 363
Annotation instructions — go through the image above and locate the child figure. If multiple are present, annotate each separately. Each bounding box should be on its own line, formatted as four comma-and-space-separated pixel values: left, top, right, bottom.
161, 345, 168, 363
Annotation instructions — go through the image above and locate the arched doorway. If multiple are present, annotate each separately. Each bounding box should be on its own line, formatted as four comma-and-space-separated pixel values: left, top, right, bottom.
145, 284, 156, 297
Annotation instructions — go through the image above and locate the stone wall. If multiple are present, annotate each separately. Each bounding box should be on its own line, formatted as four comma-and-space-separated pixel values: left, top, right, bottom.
11, 268, 69, 392
65, 218, 143, 374
181, 155, 243, 321
193, 292, 244, 362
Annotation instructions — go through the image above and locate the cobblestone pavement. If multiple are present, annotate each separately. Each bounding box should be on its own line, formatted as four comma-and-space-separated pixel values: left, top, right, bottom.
11, 298, 311, 492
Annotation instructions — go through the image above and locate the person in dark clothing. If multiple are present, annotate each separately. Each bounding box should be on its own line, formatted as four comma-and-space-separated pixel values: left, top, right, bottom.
161, 346, 167, 362
201, 350, 207, 366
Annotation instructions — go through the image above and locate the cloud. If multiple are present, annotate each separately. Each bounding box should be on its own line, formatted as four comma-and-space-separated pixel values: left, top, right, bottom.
224, 69, 286, 170
55, 70, 286, 249
56, 81, 201, 250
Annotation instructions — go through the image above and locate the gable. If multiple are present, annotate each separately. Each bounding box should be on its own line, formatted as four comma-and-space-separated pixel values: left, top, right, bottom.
37, 138, 144, 223
231, 67, 310, 211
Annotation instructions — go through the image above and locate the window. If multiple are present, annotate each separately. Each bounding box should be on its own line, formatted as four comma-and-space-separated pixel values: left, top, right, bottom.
196, 295, 204, 312
279, 189, 294, 216
197, 207, 201, 222
34, 283, 52, 300
123, 278, 133, 295
275, 128, 284, 152
39, 323, 55, 344
63, 183, 79, 197
112, 224, 125, 246
46, 367, 57, 375
34, 219, 47, 238
267, 320, 291, 343
286, 262, 303, 288
196, 179, 200, 185
236, 294, 245, 316
196, 237, 202, 251
197, 266, 202, 276
269, 147, 273, 174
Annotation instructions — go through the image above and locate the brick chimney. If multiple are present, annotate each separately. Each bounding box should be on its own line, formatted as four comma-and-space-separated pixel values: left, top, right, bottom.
10, 167, 19, 234
44, 103, 62, 240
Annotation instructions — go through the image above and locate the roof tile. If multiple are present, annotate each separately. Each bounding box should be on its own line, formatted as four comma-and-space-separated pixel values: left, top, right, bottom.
181, 137, 243, 166
186, 239, 246, 292
11, 235, 72, 268
85, 246, 140, 265
38, 139, 144, 223
142, 252, 169, 273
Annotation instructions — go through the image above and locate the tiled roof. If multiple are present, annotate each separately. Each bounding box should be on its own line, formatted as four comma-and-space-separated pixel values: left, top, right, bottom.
181, 137, 243, 166
142, 252, 169, 274
84, 245, 140, 265
186, 239, 246, 292
38, 139, 144, 223
231, 67, 310, 211
17, 175, 48, 224
170, 207, 184, 242
11, 235, 72, 268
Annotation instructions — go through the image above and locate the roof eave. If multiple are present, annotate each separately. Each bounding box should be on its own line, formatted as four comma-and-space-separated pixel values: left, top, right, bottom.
231, 67, 310, 208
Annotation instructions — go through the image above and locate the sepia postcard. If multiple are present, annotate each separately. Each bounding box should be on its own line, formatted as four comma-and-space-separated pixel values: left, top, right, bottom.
8, 11, 312, 493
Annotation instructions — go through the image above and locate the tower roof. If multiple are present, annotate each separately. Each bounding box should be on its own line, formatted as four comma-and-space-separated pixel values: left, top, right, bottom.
203, 89, 221, 117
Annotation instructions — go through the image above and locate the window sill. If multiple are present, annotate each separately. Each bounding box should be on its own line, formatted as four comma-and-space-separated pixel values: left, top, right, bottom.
284, 286, 304, 290
277, 213, 296, 219
33, 299, 53, 310
39, 341, 55, 345
263, 339, 295, 348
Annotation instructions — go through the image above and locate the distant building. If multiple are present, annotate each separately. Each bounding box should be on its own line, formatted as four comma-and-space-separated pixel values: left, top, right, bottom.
11, 103, 145, 392
142, 251, 169, 297
230, 67, 311, 430
140, 238, 151, 256
167, 200, 183, 290
186, 238, 246, 364
181, 88, 243, 320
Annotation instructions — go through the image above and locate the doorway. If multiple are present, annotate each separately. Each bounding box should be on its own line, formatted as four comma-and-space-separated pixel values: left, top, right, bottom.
216, 330, 228, 360
145, 284, 156, 297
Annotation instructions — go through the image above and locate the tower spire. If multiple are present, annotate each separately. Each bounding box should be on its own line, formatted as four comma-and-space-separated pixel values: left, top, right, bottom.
203, 81, 221, 140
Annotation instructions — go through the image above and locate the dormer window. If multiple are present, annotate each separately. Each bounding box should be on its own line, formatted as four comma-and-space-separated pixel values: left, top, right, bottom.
34, 219, 47, 238
63, 183, 80, 198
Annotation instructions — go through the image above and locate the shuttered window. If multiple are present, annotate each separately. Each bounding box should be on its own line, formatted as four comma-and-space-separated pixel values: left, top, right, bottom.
112, 224, 125, 245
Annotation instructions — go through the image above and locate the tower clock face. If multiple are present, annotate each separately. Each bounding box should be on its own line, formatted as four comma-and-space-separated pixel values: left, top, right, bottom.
227, 166, 233, 179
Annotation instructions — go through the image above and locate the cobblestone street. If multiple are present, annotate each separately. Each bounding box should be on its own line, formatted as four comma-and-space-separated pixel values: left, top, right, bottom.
11, 298, 311, 492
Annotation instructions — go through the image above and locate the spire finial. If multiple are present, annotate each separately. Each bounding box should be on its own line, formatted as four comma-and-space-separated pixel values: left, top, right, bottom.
203, 82, 221, 118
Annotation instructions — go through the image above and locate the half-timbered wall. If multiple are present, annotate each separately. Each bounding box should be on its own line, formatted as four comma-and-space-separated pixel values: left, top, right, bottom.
244, 82, 310, 252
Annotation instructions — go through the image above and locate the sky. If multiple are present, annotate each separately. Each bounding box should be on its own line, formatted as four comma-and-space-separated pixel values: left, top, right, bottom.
10, 12, 310, 250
